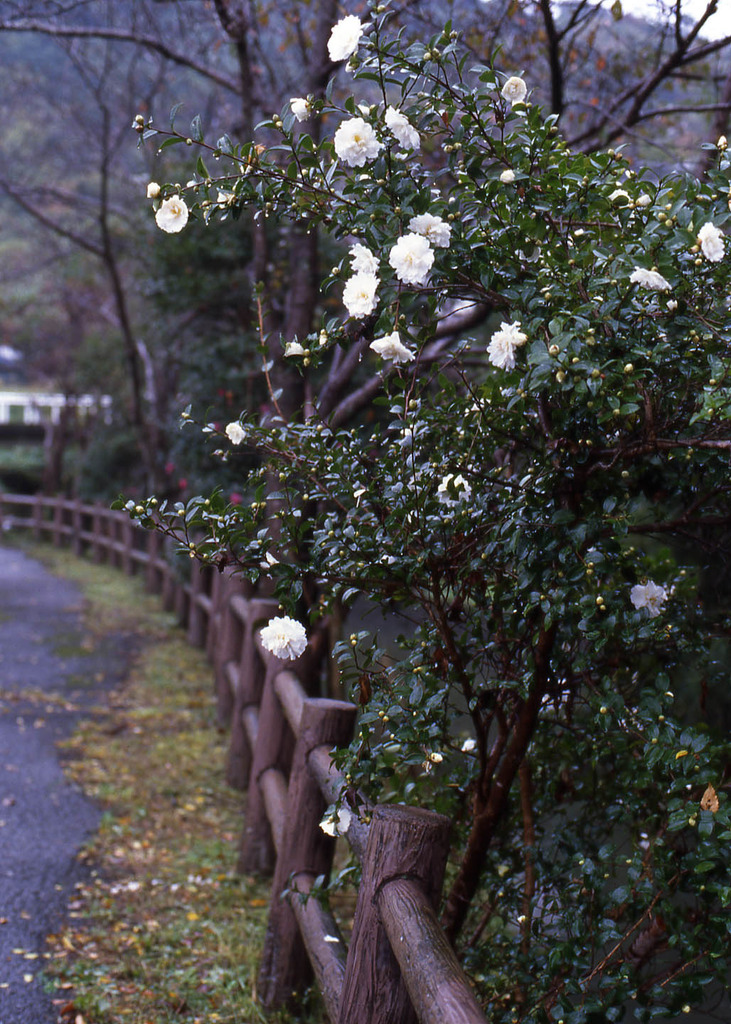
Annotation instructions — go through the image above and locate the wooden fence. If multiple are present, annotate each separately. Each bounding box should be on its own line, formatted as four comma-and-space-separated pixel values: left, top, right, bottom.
0, 493, 487, 1024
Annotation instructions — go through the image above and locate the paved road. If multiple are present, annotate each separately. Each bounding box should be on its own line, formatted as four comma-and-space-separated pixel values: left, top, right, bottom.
0, 544, 132, 1024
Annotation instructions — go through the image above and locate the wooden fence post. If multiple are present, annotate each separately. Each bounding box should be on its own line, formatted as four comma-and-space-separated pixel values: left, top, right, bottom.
187, 563, 209, 647
226, 597, 278, 789
71, 500, 83, 557
145, 528, 161, 593
91, 507, 104, 563
237, 659, 295, 875
121, 516, 134, 575
205, 569, 224, 661
337, 805, 452, 1024
212, 576, 250, 729
52, 499, 64, 547
258, 696, 357, 1010
33, 493, 44, 541
107, 514, 120, 568
161, 552, 178, 612
174, 572, 189, 625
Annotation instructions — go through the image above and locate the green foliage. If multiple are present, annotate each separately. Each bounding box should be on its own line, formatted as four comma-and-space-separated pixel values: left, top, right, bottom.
0, 443, 44, 492
75, 419, 147, 502
143, 214, 263, 497
127, 5, 731, 1018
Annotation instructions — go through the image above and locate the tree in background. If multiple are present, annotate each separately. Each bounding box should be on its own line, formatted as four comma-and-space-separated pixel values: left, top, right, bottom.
0, 0, 241, 491
122, 5, 731, 1019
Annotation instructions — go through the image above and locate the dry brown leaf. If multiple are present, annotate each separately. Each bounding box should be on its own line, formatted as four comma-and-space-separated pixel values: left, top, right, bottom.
700, 784, 719, 813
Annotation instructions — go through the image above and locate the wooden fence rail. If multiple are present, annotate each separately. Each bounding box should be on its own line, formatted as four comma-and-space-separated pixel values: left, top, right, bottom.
0, 492, 487, 1024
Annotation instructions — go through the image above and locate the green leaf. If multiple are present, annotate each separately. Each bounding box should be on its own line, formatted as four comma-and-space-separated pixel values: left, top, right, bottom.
216, 133, 234, 155
169, 101, 184, 128
190, 114, 204, 142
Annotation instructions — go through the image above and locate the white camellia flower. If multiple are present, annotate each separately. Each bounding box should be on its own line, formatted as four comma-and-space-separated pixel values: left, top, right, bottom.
146, 181, 161, 199
666, 299, 678, 311
343, 272, 379, 317
289, 97, 311, 122
636, 193, 652, 207
461, 738, 477, 753
609, 188, 630, 203
422, 750, 444, 773
260, 616, 308, 660
350, 242, 379, 275
370, 331, 415, 364
333, 117, 383, 167
327, 14, 363, 62
225, 422, 246, 445
630, 581, 667, 617
320, 805, 353, 837
284, 340, 306, 357
697, 221, 724, 262
500, 168, 516, 183
154, 195, 189, 233
388, 233, 434, 285
487, 321, 528, 370
408, 213, 451, 248
437, 473, 472, 506
385, 106, 420, 150
630, 267, 671, 291
501, 75, 527, 105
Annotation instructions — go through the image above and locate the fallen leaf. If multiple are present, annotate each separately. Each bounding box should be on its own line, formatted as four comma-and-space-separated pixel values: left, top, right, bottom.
700, 784, 719, 813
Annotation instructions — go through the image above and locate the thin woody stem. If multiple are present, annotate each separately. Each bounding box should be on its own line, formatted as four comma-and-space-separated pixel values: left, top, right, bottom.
256, 294, 284, 422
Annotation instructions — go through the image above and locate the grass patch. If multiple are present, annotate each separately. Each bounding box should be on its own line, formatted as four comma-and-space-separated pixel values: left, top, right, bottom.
14, 542, 323, 1024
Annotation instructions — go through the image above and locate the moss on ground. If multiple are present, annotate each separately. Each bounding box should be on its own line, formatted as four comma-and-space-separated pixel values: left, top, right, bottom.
12, 541, 322, 1024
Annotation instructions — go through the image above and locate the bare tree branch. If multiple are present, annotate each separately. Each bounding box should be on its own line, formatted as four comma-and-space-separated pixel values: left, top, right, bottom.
0, 18, 241, 94
696, 64, 731, 175
568, 2, 731, 150
0, 178, 104, 257
324, 304, 492, 427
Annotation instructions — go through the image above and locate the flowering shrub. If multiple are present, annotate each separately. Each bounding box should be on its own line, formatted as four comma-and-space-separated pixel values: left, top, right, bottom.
126, 5, 731, 1019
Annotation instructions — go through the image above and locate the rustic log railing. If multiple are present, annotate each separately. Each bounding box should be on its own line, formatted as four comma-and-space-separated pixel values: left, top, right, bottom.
0, 492, 487, 1024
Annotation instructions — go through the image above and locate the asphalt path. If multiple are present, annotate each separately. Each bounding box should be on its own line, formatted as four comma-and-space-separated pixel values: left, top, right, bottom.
0, 543, 132, 1024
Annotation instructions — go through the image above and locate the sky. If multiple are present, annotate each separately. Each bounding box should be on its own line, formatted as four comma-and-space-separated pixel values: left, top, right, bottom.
614, 0, 731, 38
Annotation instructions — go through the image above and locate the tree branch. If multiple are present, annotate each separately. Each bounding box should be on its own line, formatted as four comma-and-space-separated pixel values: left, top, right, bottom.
323, 303, 491, 427
568, 6, 731, 150
0, 19, 240, 94
442, 623, 557, 942
0, 178, 104, 258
